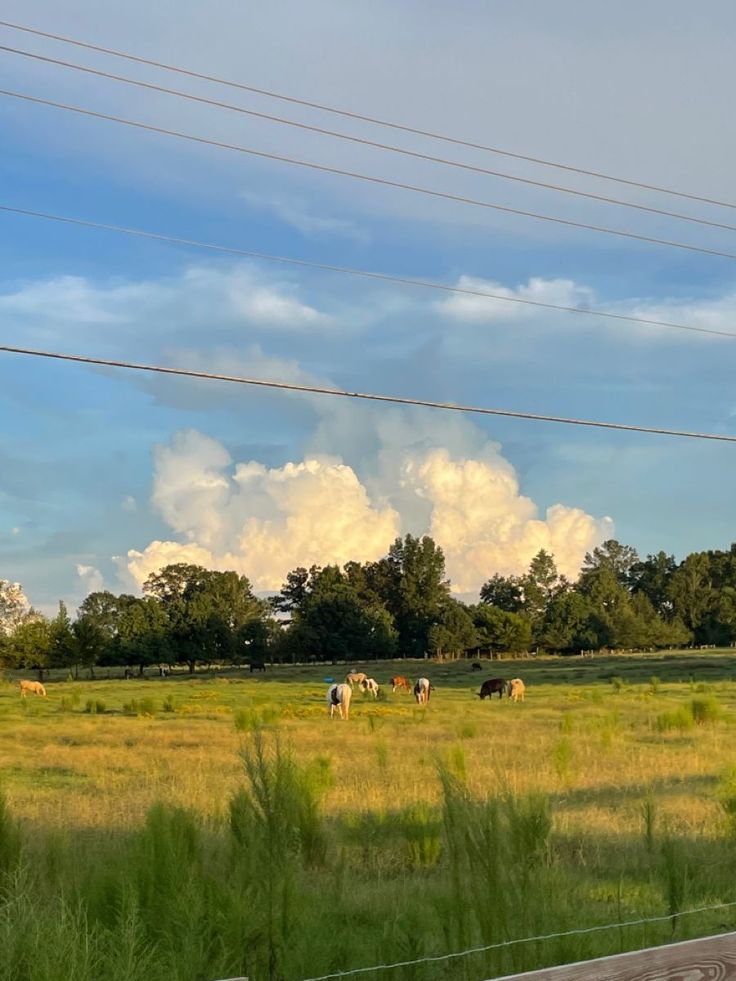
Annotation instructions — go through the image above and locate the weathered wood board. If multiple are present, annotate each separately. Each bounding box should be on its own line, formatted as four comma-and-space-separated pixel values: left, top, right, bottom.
490, 931, 736, 980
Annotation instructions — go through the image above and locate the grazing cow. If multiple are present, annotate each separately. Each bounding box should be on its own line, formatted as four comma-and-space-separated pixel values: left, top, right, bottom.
479, 678, 506, 700
390, 675, 411, 693
327, 683, 352, 720
19, 680, 46, 698
249, 661, 266, 673
508, 678, 526, 702
471, 662, 482, 672
414, 677, 432, 705
345, 672, 368, 688
361, 678, 379, 698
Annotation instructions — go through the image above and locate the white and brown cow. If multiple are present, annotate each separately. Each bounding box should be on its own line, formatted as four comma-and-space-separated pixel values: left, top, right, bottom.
327, 683, 352, 720
414, 677, 432, 705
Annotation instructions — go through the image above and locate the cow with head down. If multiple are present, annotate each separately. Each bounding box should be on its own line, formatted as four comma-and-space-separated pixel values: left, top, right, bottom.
327, 683, 352, 720
479, 678, 506, 700
507, 678, 526, 702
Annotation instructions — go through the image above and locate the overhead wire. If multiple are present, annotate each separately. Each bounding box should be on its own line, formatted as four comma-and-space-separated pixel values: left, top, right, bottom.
1, 18, 735, 212
3, 43, 736, 236
4, 88, 736, 263
2, 203, 735, 341
0, 344, 734, 443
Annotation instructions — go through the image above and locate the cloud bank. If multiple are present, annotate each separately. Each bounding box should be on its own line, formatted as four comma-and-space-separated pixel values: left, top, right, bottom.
123, 428, 611, 595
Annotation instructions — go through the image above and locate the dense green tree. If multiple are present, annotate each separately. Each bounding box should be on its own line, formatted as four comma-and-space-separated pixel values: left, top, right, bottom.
49, 601, 77, 673
382, 534, 450, 658
539, 592, 601, 652
9, 615, 52, 678
271, 566, 320, 615
115, 596, 170, 673
579, 539, 640, 588
479, 573, 524, 612
428, 599, 477, 658
72, 615, 105, 677
284, 565, 396, 663
520, 549, 563, 637
668, 553, 715, 639
470, 604, 532, 653
143, 565, 271, 672
629, 552, 677, 615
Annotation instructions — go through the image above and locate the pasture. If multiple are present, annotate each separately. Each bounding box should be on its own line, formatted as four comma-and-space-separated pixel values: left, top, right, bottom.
2, 652, 736, 980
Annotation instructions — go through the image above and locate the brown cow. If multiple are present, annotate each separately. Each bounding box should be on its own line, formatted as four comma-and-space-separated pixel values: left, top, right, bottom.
390, 675, 411, 693
19, 680, 47, 698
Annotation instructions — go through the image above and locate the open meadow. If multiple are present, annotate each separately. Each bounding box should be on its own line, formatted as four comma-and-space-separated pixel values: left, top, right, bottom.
3, 652, 736, 980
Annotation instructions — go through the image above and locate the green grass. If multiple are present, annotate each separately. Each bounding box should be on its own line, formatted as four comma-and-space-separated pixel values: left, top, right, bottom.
2, 651, 736, 979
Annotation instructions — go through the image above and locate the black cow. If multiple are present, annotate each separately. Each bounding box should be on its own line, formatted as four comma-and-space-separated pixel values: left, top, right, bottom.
479, 678, 506, 700
471, 662, 482, 671
249, 661, 266, 673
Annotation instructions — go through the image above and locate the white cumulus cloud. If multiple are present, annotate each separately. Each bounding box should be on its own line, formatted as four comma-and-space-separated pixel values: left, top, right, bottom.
125, 430, 400, 592
124, 428, 610, 596
76, 564, 105, 596
400, 448, 613, 592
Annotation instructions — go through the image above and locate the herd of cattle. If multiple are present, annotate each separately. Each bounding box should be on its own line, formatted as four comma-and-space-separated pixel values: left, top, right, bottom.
326, 671, 526, 720
16, 670, 526, 721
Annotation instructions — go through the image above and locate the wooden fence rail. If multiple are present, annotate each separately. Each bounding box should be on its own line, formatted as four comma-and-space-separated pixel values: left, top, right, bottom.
490, 931, 736, 980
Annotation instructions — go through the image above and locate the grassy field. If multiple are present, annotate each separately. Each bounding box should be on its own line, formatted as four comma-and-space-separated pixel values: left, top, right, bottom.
2, 652, 736, 980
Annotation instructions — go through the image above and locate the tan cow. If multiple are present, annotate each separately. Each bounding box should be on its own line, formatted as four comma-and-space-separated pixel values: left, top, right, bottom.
19, 680, 47, 698
508, 678, 525, 702
345, 672, 368, 688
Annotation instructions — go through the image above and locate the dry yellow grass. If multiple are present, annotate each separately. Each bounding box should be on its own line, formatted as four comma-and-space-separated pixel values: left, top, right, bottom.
3, 654, 736, 839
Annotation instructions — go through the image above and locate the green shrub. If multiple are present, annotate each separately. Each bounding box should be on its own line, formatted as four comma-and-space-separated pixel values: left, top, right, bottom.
552, 737, 573, 781
655, 706, 694, 733
84, 699, 106, 715
123, 697, 157, 717
649, 675, 660, 695
456, 720, 478, 739
610, 676, 624, 693
690, 696, 722, 725
233, 706, 280, 732
162, 695, 176, 713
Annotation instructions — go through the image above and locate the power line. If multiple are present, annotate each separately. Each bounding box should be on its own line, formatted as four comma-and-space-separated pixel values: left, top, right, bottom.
3, 203, 736, 342
4, 44, 736, 238
2, 18, 734, 213
1, 344, 734, 443
4, 89, 736, 264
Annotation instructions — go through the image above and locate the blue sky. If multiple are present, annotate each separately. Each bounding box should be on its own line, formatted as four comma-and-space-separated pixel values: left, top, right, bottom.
1, 0, 735, 613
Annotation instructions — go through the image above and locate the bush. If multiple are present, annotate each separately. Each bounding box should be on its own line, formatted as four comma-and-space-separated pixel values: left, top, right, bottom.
123, 697, 157, 717
162, 695, 176, 713
84, 699, 106, 715
233, 706, 280, 732
655, 706, 694, 733
690, 696, 722, 725
610, 676, 624, 693
649, 675, 660, 695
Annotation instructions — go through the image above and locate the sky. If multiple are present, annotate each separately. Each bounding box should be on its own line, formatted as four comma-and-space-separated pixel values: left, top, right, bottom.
1, 0, 735, 615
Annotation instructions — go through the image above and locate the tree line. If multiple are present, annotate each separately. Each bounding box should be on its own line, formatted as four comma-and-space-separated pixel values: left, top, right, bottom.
1, 536, 736, 674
